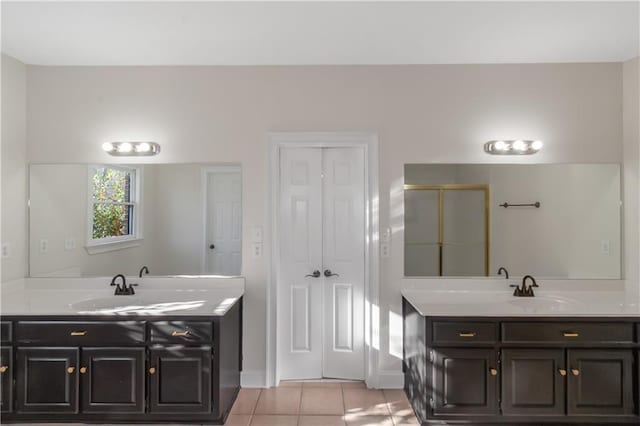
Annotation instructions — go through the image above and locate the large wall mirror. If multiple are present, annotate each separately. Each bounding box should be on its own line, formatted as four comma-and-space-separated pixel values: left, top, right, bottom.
29, 163, 242, 277
404, 164, 621, 279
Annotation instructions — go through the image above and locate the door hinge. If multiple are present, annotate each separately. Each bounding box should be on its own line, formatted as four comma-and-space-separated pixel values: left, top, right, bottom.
429, 397, 435, 409
429, 350, 435, 362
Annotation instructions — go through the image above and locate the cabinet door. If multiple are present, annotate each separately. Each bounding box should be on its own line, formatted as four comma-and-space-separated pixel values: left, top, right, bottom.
149, 347, 211, 413
501, 349, 565, 416
80, 347, 145, 413
567, 349, 634, 416
0, 347, 12, 413
432, 348, 499, 416
16, 347, 79, 413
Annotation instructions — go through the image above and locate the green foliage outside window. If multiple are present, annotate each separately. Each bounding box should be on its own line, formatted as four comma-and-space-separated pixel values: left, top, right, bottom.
91, 167, 134, 239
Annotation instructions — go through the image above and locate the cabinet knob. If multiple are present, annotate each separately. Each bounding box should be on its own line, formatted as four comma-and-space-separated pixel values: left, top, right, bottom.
563, 332, 579, 337
489, 368, 498, 376
558, 368, 567, 376
80, 367, 87, 374
571, 368, 580, 376
171, 331, 190, 337
458, 332, 476, 338
149, 367, 156, 375
70, 330, 87, 336
0, 365, 8, 373
67, 367, 75, 374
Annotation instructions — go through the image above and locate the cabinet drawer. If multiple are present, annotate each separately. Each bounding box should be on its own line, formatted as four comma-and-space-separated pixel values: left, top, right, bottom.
502, 322, 633, 344
150, 321, 212, 343
1, 322, 11, 343
432, 321, 497, 344
16, 321, 145, 345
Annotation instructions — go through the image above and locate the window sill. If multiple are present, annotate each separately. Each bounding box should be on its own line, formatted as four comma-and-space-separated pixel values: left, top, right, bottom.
85, 238, 143, 255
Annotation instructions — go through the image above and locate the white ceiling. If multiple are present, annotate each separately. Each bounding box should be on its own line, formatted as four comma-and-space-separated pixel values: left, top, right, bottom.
2, 1, 639, 66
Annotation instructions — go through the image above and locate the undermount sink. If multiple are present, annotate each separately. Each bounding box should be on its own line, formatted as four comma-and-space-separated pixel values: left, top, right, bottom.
508, 295, 584, 312
70, 296, 143, 312
69, 295, 209, 315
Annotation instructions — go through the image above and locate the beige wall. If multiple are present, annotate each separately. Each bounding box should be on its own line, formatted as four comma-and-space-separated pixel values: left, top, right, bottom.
19, 62, 626, 380
624, 57, 640, 294
1, 54, 27, 282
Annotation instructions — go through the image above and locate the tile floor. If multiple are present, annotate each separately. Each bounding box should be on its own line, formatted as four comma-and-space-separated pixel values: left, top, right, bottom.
225, 380, 419, 426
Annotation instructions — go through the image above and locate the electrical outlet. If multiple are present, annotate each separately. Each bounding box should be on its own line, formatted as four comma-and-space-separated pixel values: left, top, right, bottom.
40, 239, 49, 254
251, 227, 263, 243
381, 242, 390, 258
1, 242, 10, 258
601, 240, 610, 256
252, 243, 263, 259
64, 237, 76, 251
381, 227, 391, 243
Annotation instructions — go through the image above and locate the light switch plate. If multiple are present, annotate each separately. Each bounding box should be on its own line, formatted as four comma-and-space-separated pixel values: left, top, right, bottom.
64, 237, 76, 251
1, 242, 10, 258
381, 227, 391, 243
252, 243, 263, 258
381, 243, 390, 258
601, 240, 610, 256
251, 227, 263, 243
40, 239, 48, 254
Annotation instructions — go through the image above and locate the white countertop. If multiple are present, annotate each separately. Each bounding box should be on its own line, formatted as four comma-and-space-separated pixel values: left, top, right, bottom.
0, 276, 245, 316
401, 278, 640, 317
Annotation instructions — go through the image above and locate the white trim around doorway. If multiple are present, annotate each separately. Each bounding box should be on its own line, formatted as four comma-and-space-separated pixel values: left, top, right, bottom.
267, 132, 380, 388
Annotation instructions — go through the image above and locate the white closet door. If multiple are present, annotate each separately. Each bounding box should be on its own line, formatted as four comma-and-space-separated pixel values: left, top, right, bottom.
322, 147, 365, 380
278, 148, 324, 380
206, 171, 242, 276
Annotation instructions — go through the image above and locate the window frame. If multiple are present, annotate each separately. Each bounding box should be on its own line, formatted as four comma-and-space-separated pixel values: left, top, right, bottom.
85, 164, 144, 254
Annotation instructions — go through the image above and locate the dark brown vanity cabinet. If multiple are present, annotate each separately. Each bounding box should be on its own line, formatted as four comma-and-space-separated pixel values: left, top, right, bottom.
1, 296, 242, 424
431, 348, 499, 416
16, 347, 79, 413
149, 347, 212, 413
402, 298, 640, 424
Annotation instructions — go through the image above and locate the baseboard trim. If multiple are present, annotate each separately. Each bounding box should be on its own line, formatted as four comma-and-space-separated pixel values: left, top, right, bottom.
241, 370, 266, 388
377, 370, 404, 389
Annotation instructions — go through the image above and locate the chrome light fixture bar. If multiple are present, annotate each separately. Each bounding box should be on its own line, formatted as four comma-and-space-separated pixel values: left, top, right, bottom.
102, 141, 161, 157
484, 140, 543, 155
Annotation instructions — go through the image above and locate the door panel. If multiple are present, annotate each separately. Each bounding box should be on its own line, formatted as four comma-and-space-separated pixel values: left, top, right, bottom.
322, 147, 365, 380
278, 147, 323, 380
149, 347, 211, 413
81, 347, 145, 413
16, 347, 79, 413
567, 349, 634, 416
1, 347, 12, 413
432, 348, 498, 416
501, 349, 565, 416
206, 170, 242, 276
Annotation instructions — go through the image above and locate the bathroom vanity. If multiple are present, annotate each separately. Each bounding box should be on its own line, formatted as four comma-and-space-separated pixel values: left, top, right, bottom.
402, 284, 640, 424
0, 277, 244, 424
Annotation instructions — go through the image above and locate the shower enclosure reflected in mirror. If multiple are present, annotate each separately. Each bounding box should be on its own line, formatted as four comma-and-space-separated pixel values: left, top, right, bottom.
404, 164, 621, 279
29, 163, 242, 277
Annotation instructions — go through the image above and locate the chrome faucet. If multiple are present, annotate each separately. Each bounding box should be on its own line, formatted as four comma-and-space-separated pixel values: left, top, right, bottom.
110, 274, 136, 296
513, 275, 538, 297
497, 267, 509, 279
139, 266, 149, 278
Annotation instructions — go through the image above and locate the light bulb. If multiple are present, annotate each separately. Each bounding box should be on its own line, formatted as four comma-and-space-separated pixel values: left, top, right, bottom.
101, 142, 114, 152
513, 140, 526, 151
531, 140, 543, 150
118, 142, 133, 153
494, 140, 507, 151
136, 142, 151, 152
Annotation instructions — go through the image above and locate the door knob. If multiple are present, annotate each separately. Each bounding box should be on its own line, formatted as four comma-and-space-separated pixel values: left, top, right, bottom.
305, 270, 321, 278
324, 269, 339, 277
209, 244, 215, 250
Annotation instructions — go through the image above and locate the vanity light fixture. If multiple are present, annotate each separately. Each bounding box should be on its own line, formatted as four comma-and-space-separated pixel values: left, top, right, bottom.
484, 140, 543, 155
102, 141, 161, 157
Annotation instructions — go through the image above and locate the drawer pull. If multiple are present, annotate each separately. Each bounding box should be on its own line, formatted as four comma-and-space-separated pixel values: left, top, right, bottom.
67, 367, 75, 374
563, 332, 579, 337
458, 332, 476, 338
80, 367, 87, 374
171, 330, 190, 337
70, 330, 87, 336
0, 365, 8, 373
571, 369, 580, 376
558, 369, 567, 376
149, 367, 157, 375
489, 368, 498, 376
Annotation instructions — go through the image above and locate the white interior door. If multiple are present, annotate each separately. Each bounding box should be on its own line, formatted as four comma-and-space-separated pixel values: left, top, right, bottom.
322, 147, 365, 379
278, 147, 365, 381
205, 170, 242, 276
278, 148, 324, 380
